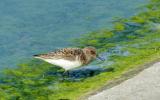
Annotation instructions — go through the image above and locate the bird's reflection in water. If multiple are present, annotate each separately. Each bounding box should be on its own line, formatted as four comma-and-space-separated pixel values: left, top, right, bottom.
45, 65, 114, 82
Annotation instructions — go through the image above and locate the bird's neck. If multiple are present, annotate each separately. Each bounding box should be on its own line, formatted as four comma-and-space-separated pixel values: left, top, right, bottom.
83, 53, 92, 64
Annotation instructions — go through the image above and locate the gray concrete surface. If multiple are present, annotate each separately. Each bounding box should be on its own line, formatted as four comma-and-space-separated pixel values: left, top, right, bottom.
88, 62, 160, 100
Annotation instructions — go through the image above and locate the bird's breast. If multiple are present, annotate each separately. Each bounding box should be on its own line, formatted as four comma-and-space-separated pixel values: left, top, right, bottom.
44, 59, 82, 70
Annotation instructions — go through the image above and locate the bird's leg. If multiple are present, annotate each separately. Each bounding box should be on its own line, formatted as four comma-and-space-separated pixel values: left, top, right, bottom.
66, 70, 70, 77
62, 71, 66, 81
62, 70, 68, 81
64, 70, 70, 77
62, 70, 70, 81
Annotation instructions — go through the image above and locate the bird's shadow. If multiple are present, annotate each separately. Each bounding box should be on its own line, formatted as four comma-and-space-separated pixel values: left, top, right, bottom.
45, 66, 114, 82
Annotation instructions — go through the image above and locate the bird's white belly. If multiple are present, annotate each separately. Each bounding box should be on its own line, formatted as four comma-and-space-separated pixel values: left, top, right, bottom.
44, 59, 82, 70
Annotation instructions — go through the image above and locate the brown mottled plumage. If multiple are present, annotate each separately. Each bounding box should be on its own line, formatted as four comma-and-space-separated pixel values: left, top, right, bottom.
34, 47, 97, 70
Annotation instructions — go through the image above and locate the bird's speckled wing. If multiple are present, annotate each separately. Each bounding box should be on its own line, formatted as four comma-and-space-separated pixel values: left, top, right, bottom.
34, 48, 84, 61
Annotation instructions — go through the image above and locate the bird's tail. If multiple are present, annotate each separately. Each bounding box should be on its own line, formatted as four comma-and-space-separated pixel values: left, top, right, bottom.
33, 54, 39, 57
33, 54, 41, 59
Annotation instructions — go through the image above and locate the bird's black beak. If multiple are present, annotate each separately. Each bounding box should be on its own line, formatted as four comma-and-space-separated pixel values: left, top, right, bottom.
97, 55, 105, 61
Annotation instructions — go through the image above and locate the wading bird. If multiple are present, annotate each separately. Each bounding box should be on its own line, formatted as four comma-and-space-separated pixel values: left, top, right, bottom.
34, 47, 104, 77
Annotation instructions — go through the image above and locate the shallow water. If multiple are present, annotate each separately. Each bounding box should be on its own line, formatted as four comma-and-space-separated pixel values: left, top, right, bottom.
0, 0, 147, 69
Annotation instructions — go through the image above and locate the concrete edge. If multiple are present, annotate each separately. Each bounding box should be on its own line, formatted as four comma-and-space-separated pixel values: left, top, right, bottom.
79, 58, 160, 100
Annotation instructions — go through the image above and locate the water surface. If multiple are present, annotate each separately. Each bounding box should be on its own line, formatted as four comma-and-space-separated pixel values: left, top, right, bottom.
0, 0, 147, 69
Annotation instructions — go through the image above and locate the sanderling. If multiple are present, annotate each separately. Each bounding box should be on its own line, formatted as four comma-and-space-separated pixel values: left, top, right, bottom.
33, 47, 103, 77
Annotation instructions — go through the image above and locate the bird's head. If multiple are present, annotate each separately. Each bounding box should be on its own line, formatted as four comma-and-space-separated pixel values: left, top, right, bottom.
83, 46, 97, 60
83, 46, 105, 61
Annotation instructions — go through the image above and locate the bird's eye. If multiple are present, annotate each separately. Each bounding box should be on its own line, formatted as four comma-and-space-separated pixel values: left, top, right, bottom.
90, 51, 96, 54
